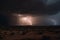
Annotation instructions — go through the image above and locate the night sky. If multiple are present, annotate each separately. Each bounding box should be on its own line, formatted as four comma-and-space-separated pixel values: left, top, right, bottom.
2, 0, 60, 15
1, 0, 60, 26
47, 0, 60, 25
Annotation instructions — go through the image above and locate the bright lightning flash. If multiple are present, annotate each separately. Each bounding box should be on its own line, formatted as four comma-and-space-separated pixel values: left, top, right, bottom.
20, 16, 33, 25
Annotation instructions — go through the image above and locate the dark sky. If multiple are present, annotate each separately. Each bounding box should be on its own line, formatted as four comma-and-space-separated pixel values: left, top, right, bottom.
1, 0, 60, 26
47, 0, 60, 25
1, 0, 60, 15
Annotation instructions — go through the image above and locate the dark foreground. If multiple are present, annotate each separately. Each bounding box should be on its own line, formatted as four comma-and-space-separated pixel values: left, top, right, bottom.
0, 26, 60, 40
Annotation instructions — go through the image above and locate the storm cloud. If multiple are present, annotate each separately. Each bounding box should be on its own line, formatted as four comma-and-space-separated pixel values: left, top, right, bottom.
1, 0, 60, 25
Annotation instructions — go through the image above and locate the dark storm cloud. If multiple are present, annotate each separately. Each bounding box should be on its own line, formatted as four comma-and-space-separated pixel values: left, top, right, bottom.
46, 0, 60, 15
2, 0, 60, 15
47, 0, 60, 5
